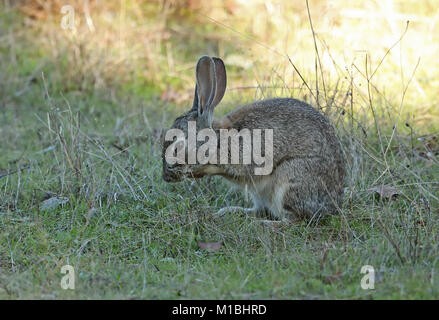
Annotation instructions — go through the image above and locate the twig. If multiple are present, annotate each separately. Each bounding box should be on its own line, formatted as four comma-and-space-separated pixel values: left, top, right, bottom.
306, 0, 327, 108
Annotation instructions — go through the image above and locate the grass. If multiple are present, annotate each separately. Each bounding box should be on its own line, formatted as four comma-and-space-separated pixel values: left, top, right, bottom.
0, 0, 439, 299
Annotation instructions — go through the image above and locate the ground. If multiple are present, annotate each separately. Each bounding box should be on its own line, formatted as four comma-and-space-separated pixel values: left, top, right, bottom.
0, 1, 438, 299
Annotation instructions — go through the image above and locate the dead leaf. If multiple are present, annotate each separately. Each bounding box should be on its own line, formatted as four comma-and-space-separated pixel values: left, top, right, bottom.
323, 271, 342, 284
368, 184, 401, 200
197, 241, 223, 252
39, 197, 69, 211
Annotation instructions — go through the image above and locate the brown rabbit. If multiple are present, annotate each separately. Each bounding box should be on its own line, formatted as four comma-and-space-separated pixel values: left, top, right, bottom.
162, 56, 345, 221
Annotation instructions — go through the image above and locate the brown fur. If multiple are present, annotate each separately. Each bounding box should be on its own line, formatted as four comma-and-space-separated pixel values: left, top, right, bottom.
162, 57, 345, 220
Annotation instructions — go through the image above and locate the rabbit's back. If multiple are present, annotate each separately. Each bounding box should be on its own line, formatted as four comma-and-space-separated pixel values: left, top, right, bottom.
216, 98, 343, 162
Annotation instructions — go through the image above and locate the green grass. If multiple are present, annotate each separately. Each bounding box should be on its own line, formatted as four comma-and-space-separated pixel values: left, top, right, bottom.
1, 1, 439, 299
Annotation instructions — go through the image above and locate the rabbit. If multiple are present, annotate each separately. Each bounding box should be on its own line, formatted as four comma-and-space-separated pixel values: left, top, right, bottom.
162, 55, 345, 221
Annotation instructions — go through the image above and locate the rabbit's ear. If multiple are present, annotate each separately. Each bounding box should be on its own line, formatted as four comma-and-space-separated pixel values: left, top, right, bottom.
194, 56, 217, 118
210, 57, 227, 109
